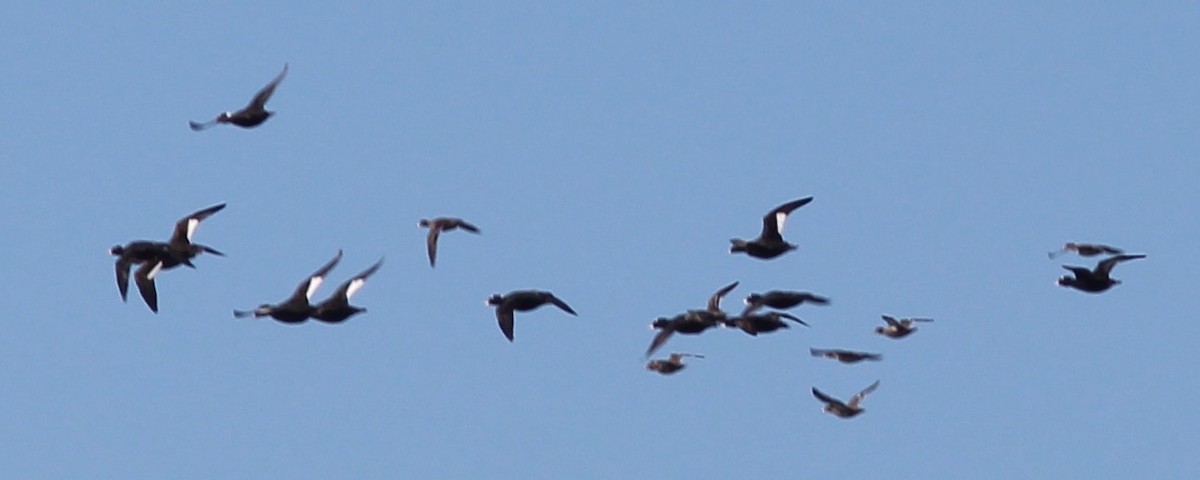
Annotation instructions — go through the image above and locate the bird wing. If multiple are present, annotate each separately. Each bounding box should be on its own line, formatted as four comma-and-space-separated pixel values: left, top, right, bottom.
425, 226, 441, 267
455, 219, 481, 233
115, 256, 133, 301
247, 63, 288, 110
342, 257, 383, 300
848, 380, 881, 408
496, 307, 516, 342
170, 203, 226, 245
811, 387, 844, 408
1096, 254, 1146, 277
290, 250, 342, 302
134, 261, 162, 313
881, 315, 901, 327
548, 295, 577, 316
645, 327, 675, 357
760, 197, 813, 241
707, 281, 739, 313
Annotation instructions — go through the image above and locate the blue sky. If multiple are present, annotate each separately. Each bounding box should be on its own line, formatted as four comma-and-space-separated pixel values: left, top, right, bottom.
3, 2, 1199, 478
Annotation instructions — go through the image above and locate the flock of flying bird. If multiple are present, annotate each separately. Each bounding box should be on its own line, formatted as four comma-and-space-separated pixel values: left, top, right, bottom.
108, 64, 1147, 419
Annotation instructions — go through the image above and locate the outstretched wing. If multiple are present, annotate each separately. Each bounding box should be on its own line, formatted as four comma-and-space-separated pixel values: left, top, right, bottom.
811, 387, 845, 408
1096, 254, 1146, 277
170, 203, 226, 245
247, 63, 288, 110
848, 380, 881, 408
707, 281, 739, 313
760, 197, 813, 241
496, 307, 516, 342
290, 250, 342, 302
548, 294, 577, 316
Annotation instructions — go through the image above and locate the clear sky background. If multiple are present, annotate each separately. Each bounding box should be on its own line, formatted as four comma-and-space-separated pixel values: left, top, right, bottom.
2, 2, 1198, 478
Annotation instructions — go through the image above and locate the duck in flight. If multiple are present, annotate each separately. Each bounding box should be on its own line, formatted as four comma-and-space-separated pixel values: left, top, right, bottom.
190, 64, 288, 131
418, 217, 480, 267
646, 353, 704, 375
312, 258, 384, 323
741, 289, 829, 315
486, 290, 577, 342
875, 315, 933, 339
1047, 242, 1124, 259
234, 250, 342, 323
1057, 254, 1145, 293
809, 348, 882, 364
645, 281, 738, 357
110, 203, 226, 313
812, 380, 881, 418
730, 197, 813, 260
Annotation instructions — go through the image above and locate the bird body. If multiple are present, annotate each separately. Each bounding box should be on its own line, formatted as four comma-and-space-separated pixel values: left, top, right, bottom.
234, 250, 342, 324
812, 380, 880, 418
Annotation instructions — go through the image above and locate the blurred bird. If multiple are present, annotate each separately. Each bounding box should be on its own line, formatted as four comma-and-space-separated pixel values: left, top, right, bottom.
418, 217, 480, 267
234, 250, 342, 323
812, 380, 880, 418
646, 353, 704, 375
312, 258, 384, 323
1057, 254, 1146, 293
741, 290, 829, 315
730, 197, 813, 260
1047, 242, 1123, 259
486, 290, 577, 342
190, 64, 288, 130
726, 311, 808, 336
645, 281, 738, 357
810, 348, 882, 364
875, 315, 933, 339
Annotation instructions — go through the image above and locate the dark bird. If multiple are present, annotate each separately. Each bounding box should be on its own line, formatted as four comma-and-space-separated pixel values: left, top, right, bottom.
486, 290, 577, 342
812, 380, 880, 418
875, 315, 933, 339
418, 217, 480, 267
729, 197, 813, 259
726, 311, 808, 336
645, 281, 738, 357
163, 203, 227, 268
234, 250, 342, 324
742, 290, 830, 315
646, 353, 704, 375
1057, 254, 1146, 293
810, 348, 882, 364
190, 64, 288, 130
312, 258, 384, 324
1048, 242, 1124, 259
110, 203, 226, 312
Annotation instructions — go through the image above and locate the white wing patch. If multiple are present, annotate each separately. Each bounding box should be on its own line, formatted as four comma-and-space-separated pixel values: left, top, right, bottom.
146, 261, 163, 280
186, 218, 200, 241
345, 278, 368, 299
774, 212, 789, 234
305, 276, 325, 301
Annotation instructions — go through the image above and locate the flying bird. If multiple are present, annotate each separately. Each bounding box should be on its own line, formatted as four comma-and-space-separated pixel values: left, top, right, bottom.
1057, 254, 1146, 293
646, 353, 704, 375
730, 197, 813, 260
418, 217, 480, 267
810, 348, 882, 364
1048, 242, 1124, 259
875, 315, 933, 339
645, 281, 738, 357
110, 203, 226, 312
742, 290, 829, 315
726, 311, 808, 336
486, 290, 577, 342
234, 250, 342, 324
812, 380, 881, 418
312, 257, 384, 323
189, 64, 289, 130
